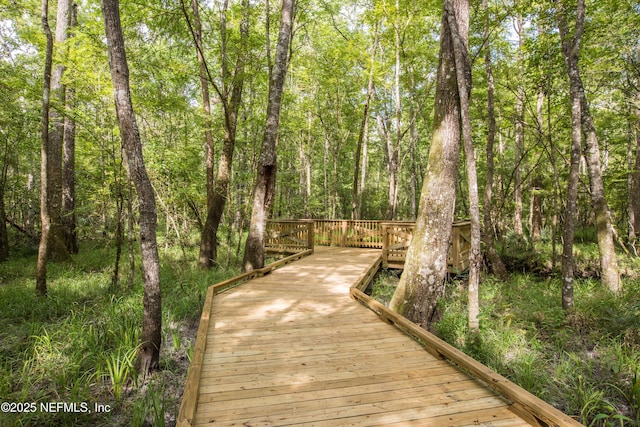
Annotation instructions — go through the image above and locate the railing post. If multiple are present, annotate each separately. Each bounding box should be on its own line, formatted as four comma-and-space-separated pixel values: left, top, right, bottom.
450, 222, 460, 271
382, 223, 389, 268
306, 220, 314, 252
341, 220, 348, 247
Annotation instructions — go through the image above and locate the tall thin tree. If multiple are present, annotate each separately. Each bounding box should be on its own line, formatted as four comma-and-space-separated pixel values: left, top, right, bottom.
36, 0, 55, 296
556, 0, 621, 293
0, 139, 8, 262
561, 85, 581, 311
181, 0, 251, 269
102, 0, 162, 372
62, 2, 78, 254
352, 25, 378, 220
482, 0, 508, 280
47, 0, 72, 261
629, 46, 640, 249
243, 0, 294, 271
513, 15, 525, 238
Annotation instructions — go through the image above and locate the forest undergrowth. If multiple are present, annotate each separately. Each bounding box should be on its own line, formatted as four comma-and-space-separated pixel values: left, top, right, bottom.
372, 236, 640, 426
0, 232, 240, 427
3, 228, 640, 426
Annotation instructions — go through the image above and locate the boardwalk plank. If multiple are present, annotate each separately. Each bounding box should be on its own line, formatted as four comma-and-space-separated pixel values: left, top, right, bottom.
182, 247, 536, 427
198, 373, 474, 407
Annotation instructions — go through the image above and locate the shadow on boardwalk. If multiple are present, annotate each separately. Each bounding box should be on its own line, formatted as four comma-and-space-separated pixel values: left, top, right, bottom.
179, 247, 539, 426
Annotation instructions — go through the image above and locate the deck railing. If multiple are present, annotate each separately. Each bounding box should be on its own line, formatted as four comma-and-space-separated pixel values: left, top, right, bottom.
314, 219, 383, 248
265, 220, 314, 254
266, 219, 471, 271
381, 220, 471, 271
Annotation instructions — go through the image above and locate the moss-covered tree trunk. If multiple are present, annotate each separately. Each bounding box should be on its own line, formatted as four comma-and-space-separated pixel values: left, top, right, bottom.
388, 0, 467, 330
445, 0, 479, 330
102, 0, 162, 372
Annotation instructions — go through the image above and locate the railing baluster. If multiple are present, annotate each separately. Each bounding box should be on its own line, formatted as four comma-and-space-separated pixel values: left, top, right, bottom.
266, 219, 470, 271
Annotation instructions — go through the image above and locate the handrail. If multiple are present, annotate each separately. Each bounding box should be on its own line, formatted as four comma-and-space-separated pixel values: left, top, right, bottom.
176, 249, 313, 427
265, 220, 314, 253
349, 282, 582, 427
267, 220, 471, 271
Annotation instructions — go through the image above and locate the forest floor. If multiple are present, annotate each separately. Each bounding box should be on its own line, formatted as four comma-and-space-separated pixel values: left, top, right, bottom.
371, 236, 640, 426
2, 232, 640, 426
0, 235, 236, 427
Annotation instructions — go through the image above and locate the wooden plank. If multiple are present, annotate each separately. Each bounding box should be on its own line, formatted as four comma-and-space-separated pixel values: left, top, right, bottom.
176, 285, 214, 427
317, 406, 531, 427
200, 348, 442, 378
176, 250, 313, 427
350, 287, 582, 427
194, 380, 498, 423
194, 394, 511, 426
197, 368, 471, 405
200, 337, 418, 365
183, 247, 552, 427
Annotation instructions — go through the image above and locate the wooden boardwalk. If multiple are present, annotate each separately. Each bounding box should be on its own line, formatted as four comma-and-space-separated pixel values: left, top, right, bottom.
178, 247, 578, 427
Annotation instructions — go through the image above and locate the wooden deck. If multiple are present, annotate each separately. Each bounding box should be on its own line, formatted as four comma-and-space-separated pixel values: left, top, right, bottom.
178, 247, 579, 427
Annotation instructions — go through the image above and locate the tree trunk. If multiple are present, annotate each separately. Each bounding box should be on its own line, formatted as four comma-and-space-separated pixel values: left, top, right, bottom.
127, 178, 135, 288
0, 185, 8, 262
38, 0, 71, 294
409, 116, 417, 220
188, 0, 216, 210
549, 93, 560, 267
352, 27, 378, 220
628, 111, 636, 248
112, 183, 125, 288
561, 89, 581, 311
482, 0, 508, 281
36, 0, 54, 297
630, 89, 640, 246
444, 1, 479, 330
556, 0, 620, 294
539, 32, 560, 267
323, 132, 329, 216
48, 0, 72, 261
531, 84, 545, 243
243, 0, 294, 272
62, 2, 78, 254
389, 0, 467, 330
304, 112, 312, 217
1, 136, 9, 261
580, 93, 621, 292
530, 175, 543, 240
388, 0, 402, 221
513, 15, 525, 238
360, 114, 369, 218
197, 0, 250, 269
102, 0, 162, 372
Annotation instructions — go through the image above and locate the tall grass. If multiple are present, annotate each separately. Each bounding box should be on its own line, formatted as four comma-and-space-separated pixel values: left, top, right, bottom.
371, 240, 640, 426
0, 232, 234, 426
